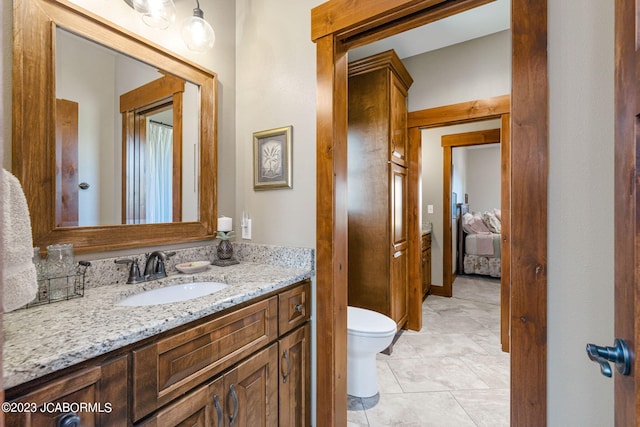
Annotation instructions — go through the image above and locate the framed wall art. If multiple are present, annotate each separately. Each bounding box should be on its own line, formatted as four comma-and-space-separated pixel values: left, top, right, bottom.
253, 125, 293, 190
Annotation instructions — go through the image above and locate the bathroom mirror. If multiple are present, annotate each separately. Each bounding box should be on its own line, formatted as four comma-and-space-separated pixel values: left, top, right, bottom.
13, 0, 217, 253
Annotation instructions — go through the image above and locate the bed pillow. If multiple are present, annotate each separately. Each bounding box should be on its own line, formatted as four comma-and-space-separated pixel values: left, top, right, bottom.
462, 212, 492, 234
483, 211, 501, 234
493, 208, 502, 221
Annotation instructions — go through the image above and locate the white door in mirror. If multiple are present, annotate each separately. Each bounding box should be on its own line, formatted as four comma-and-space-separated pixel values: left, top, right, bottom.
117, 282, 228, 306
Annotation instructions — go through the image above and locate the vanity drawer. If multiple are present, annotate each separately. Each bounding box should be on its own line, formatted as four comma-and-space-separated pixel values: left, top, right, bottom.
278, 281, 311, 335
132, 296, 278, 421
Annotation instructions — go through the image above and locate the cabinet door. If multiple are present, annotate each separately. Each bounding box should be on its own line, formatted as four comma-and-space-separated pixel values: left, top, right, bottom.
139, 383, 214, 427
390, 163, 408, 251
132, 297, 278, 421
5, 356, 128, 427
223, 344, 278, 427
390, 162, 408, 326
422, 248, 432, 297
390, 74, 408, 167
391, 246, 408, 326
279, 324, 311, 427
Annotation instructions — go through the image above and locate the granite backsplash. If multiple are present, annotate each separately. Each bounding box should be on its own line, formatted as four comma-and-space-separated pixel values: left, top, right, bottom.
83, 242, 314, 289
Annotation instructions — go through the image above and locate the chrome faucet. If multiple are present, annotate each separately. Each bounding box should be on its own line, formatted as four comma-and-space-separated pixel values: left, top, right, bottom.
143, 251, 176, 281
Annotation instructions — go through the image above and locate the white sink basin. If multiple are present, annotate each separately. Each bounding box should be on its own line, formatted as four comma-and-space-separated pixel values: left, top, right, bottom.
118, 282, 228, 306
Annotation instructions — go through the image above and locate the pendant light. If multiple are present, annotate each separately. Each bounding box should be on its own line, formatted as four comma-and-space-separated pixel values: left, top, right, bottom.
181, 0, 215, 52
126, 0, 176, 30
142, 0, 176, 30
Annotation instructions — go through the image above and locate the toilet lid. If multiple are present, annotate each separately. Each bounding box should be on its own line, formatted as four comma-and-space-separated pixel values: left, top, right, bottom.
347, 306, 397, 336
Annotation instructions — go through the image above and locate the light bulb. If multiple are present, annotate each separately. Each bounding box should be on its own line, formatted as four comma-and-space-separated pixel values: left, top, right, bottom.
181, 7, 215, 52
141, 0, 176, 30
130, 0, 148, 13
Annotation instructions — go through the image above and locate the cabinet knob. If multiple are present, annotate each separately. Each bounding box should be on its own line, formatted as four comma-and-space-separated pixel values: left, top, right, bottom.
57, 413, 81, 427
294, 303, 304, 313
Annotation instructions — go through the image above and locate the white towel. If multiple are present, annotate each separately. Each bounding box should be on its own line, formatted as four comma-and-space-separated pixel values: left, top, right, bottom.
2, 169, 38, 312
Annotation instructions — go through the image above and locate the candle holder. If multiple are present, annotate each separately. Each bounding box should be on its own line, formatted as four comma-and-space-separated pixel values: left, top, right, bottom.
212, 231, 240, 266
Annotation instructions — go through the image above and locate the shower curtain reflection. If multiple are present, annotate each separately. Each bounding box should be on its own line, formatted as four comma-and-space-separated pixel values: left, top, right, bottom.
145, 121, 173, 223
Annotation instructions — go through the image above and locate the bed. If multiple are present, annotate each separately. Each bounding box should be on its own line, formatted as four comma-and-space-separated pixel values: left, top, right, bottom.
456, 203, 502, 278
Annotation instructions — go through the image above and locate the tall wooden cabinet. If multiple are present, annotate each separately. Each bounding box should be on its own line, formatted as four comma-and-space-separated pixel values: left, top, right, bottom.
347, 50, 413, 327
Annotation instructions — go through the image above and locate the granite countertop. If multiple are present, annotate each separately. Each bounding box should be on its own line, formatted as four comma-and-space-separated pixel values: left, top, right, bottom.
3, 262, 313, 389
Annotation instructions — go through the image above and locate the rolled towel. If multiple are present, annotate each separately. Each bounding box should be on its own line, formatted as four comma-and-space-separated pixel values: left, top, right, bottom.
2, 169, 38, 312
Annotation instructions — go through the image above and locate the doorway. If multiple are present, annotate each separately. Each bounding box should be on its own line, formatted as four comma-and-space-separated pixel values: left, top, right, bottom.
407, 99, 511, 352
312, 1, 547, 425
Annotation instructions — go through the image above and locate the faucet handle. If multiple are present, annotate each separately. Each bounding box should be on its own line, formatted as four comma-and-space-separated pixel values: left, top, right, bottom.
115, 258, 144, 284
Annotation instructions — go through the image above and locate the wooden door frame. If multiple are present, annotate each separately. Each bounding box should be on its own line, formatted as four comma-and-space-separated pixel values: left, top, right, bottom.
312, 0, 547, 425
440, 127, 502, 297
407, 97, 510, 346
614, 0, 637, 423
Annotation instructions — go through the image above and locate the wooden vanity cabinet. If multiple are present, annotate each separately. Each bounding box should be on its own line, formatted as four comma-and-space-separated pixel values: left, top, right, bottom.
5, 355, 128, 427
422, 233, 432, 298
6, 280, 311, 427
347, 49, 413, 327
131, 296, 279, 421
140, 344, 279, 427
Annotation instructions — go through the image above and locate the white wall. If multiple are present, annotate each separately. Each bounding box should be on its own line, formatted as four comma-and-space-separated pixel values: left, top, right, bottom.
548, 1, 615, 425
235, 0, 322, 248
464, 144, 500, 213
56, 30, 117, 226
405, 30, 511, 111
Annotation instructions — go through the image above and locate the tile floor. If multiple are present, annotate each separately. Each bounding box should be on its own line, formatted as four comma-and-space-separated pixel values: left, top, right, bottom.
347, 275, 509, 427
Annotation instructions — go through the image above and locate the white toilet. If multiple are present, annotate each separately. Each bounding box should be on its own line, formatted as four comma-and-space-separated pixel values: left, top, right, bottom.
347, 306, 397, 398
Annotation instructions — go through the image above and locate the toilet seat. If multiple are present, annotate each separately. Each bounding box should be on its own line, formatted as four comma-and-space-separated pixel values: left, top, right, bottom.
347, 306, 396, 338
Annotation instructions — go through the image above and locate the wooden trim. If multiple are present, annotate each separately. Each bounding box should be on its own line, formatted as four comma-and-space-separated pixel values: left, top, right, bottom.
119, 75, 185, 113
315, 34, 349, 426
408, 94, 511, 129
441, 128, 501, 298
312, 0, 494, 48
311, 0, 447, 41
614, 0, 637, 423
442, 145, 453, 297
441, 128, 500, 147
500, 113, 511, 353
406, 126, 422, 330
313, 0, 547, 425
510, 0, 547, 424
172, 92, 183, 223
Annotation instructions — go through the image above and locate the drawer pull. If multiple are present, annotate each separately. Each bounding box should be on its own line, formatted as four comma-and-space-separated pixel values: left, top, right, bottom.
282, 349, 291, 383
213, 395, 223, 427
229, 384, 239, 426
294, 303, 304, 313
57, 413, 81, 427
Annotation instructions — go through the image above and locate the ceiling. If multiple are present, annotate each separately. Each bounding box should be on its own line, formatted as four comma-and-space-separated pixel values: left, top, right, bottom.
348, 0, 510, 61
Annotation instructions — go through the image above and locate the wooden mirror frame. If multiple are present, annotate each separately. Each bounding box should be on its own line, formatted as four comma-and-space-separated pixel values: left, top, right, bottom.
12, 0, 217, 254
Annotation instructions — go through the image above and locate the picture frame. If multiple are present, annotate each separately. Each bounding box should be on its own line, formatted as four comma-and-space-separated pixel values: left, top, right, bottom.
253, 126, 293, 190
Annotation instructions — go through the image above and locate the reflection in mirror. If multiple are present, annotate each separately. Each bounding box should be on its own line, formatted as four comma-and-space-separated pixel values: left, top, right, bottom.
13, 0, 217, 253
55, 28, 199, 227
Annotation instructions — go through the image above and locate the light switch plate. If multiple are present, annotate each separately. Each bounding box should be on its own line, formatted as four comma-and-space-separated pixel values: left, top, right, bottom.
427, 204, 434, 214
